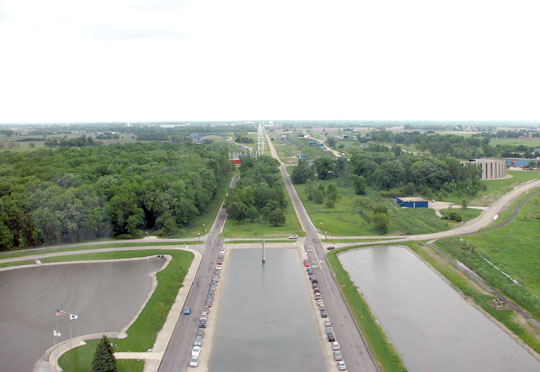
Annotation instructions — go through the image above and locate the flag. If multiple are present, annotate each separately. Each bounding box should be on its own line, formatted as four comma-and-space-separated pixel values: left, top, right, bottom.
53, 329, 61, 337
70, 314, 78, 320
56, 309, 67, 317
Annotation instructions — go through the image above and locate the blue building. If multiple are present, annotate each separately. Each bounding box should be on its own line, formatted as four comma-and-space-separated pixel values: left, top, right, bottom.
396, 197, 428, 208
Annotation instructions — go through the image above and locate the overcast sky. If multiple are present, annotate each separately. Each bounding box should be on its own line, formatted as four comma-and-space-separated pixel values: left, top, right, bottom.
0, 0, 539, 123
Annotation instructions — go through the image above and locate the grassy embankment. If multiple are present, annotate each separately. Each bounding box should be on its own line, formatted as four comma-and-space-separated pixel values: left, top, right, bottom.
221, 177, 305, 238
436, 190, 540, 323
439, 207, 482, 221
326, 250, 406, 372
224, 239, 291, 244
54, 249, 194, 372
294, 179, 467, 236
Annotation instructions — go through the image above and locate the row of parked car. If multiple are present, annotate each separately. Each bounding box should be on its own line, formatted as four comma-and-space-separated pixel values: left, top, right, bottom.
187, 245, 227, 367
304, 259, 347, 371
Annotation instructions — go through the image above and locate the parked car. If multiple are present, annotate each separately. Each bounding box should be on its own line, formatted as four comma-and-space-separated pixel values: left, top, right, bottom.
307, 267, 313, 275
324, 320, 331, 327
192, 346, 201, 358
327, 246, 335, 250
189, 357, 199, 367
303, 259, 310, 267
327, 333, 335, 342
183, 306, 191, 315
199, 319, 207, 328
321, 310, 328, 318
193, 336, 203, 346
333, 350, 343, 361
197, 329, 205, 338
332, 341, 341, 351
337, 361, 347, 370
289, 234, 298, 239
325, 326, 333, 334
200, 315, 208, 321
309, 274, 315, 281
314, 293, 321, 300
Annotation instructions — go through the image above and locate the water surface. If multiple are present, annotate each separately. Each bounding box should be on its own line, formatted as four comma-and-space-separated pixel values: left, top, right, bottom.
209, 248, 326, 372
0, 258, 165, 372
340, 246, 540, 372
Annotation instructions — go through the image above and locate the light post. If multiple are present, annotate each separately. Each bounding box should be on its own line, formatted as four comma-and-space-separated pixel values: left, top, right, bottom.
320, 222, 323, 236
198, 232, 201, 242
325, 231, 328, 240
203, 223, 206, 233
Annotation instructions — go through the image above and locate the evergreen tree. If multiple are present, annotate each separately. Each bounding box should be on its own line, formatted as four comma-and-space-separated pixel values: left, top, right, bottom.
92, 335, 117, 372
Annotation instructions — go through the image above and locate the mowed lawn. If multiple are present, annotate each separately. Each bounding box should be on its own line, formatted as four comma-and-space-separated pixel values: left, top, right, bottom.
465, 191, 540, 296
294, 179, 464, 236
221, 180, 305, 238
442, 170, 539, 206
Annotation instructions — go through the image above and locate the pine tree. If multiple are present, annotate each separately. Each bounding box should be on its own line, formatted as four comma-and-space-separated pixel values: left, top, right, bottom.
92, 335, 117, 372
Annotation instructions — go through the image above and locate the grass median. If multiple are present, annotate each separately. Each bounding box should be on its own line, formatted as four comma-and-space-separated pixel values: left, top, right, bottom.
55, 249, 194, 372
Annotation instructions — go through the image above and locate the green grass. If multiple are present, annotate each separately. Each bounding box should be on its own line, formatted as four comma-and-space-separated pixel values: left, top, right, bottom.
327, 251, 406, 372
436, 190, 540, 320
441, 170, 538, 206
294, 179, 462, 236
59, 339, 144, 372
57, 249, 193, 371
490, 138, 540, 147
221, 178, 305, 238
0, 241, 195, 261
439, 207, 482, 222
0, 259, 35, 269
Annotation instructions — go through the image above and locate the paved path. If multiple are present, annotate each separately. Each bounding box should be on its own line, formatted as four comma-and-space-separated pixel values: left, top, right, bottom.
266, 128, 380, 372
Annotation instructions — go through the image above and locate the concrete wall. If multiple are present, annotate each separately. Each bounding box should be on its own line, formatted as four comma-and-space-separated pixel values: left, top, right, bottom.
460, 158, 507, 180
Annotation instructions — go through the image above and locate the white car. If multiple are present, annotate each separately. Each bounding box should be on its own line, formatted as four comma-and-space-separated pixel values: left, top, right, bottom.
333, 350, 343, 361
332, 341, 340, 351
192, 345, 201, 358
337, 361, 347, 371
288, 234, 298, 239
189, 357, 199, 367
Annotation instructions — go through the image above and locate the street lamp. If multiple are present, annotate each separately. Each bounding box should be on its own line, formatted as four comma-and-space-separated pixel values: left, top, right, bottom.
325, 231, 328, 240
198, 232, 201, 242
203, 223, 206, 233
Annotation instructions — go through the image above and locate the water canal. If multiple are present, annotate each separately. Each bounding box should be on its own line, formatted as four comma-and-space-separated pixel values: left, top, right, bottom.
209, 248, 326, 372
340, 245, 540, 372
0, 257, 165, 372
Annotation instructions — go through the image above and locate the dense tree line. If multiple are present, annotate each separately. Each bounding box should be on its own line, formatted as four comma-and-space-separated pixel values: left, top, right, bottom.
45, 135, 97, 148
0, 142, 231, 250
291, 150, 483, 198
225, 156, 287, 226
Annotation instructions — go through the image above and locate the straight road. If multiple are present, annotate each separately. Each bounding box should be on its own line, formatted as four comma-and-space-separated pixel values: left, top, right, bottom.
158, 175, 238, 372
266, 129, 379, 372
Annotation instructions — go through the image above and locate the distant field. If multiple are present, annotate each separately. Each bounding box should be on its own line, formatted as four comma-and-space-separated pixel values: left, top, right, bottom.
490, 138, 540, 147
294, 179, 464, 236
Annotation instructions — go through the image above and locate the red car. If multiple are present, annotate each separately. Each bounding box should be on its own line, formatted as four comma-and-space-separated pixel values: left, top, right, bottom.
303, 259, 310, 267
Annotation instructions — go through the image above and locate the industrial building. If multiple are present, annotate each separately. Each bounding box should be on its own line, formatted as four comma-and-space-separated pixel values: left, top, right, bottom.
395, 197, 428, 208
461, 158, 507, 180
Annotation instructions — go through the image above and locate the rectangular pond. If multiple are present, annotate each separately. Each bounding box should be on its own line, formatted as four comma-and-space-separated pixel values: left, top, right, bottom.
340, 245, 540, 372
209, 248, 326, 372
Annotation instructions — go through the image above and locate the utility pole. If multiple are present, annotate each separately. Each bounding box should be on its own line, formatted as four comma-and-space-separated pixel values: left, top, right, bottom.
262, 239, 265, 264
